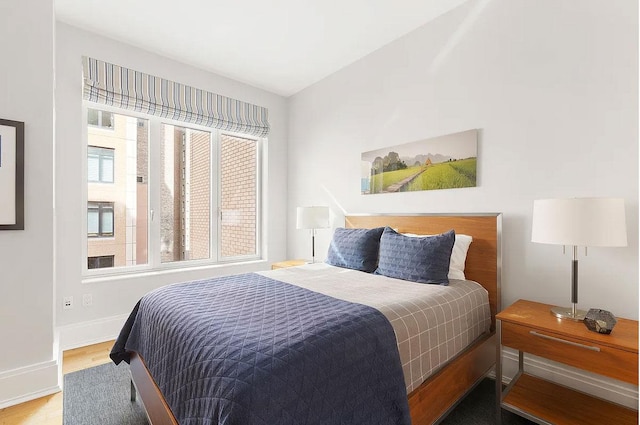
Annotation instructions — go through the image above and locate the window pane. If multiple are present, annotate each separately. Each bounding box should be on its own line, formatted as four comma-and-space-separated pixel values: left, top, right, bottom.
102, 112, 113, 128
160, 124, 210, 263
87, 209, 99, 235
88, 109, 99, 126
88, 154, 100, 182
101, 156, 114, 182
88, 255, 115, 269
87, 110, 149, 268
220, 134, 257, 257
102, 209, 114, 234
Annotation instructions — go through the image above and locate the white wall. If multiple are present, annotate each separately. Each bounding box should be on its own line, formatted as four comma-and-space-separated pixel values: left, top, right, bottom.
288, 0, 638, 320
288, 0, 638, 407
55, 23, 288, 342
0, 0, 59, 408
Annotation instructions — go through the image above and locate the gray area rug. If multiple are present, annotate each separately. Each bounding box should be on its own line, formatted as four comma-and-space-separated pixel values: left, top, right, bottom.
63, 362, 532, 424
63, 362, 148, 425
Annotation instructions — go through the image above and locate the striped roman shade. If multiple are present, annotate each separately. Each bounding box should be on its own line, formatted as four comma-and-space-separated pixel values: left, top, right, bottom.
82, 57, 270, 137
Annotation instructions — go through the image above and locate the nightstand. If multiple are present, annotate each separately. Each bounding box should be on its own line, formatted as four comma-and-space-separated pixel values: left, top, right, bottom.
271, 259, 307, 270
496, 299, 638, 425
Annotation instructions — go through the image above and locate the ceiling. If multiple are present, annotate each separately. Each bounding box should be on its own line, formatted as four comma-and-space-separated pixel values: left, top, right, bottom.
55, 0, 468, 97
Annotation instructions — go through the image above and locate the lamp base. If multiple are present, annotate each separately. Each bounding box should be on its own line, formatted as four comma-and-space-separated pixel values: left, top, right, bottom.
551, 306, 587, 321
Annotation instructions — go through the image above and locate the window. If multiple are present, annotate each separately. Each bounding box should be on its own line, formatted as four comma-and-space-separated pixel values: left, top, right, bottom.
160, 124, 211, 263
87, 202, 114, 237
88, 109, 114, 129
86, 110, 149, 269
220, 134, 258, 258
84, 106, 261, 274
88, 146, 114, 183
88, 255, 115, 269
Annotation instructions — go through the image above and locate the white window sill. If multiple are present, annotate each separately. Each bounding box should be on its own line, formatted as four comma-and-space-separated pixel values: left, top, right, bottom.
82, 258, 268, 284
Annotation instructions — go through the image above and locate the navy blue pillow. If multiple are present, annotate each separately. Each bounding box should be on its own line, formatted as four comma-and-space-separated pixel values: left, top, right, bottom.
325, 227, 385, 272
376, 227, 455, 285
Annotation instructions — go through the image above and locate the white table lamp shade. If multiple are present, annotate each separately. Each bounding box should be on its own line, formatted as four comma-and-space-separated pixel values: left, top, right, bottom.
532, 198, 627, 247
297, 206, 330, 230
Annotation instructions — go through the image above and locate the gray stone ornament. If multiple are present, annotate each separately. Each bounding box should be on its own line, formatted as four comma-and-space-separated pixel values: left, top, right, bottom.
583, 309, 617, 334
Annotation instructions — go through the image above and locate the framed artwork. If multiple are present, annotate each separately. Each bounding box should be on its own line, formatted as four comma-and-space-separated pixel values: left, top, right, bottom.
0, 119, 24, 230
361, 129, 477, 195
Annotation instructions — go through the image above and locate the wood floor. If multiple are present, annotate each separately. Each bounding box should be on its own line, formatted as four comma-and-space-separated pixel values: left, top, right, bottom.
0, 340, 114, 425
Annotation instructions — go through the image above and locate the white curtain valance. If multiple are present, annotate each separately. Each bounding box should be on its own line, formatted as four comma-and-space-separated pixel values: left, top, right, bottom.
82, 57, 269, 137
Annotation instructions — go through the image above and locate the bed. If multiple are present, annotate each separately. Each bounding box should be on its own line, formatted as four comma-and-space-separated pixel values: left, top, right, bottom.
112, 213, 502, 425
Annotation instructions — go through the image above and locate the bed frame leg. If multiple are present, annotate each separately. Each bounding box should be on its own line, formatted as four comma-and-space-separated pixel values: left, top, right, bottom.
131, 378, 137, 402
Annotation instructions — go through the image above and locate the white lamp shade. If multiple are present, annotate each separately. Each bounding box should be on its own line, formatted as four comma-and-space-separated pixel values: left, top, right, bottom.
532, 198, 627, 247
296, 206, 330, 229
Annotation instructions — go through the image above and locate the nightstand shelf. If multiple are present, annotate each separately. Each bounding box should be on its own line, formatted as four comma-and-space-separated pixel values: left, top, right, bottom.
496, 299, 638, 425
503, 373, 636, 424
271, 259, 307, 270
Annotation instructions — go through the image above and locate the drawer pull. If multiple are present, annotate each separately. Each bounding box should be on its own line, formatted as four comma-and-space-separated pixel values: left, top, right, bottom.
529, 331, 601, 352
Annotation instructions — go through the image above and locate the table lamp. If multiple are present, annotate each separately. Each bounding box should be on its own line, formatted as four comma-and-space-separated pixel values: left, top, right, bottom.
531, 198, 627, 320
296, 206, 330, 263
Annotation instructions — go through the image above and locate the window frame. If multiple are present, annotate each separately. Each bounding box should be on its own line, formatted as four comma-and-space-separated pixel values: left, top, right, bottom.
87, 201, 114, 238
216, 133, 262, 262
81, 102, 263, 278
88, 255, 115, 269
155, 123, 216, 267
87, 145, 115, 183
87, 108, 115, 130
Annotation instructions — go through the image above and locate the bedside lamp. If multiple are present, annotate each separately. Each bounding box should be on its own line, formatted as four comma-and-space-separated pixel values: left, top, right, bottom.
296, 206, 330, 263
531, 198, 627, 320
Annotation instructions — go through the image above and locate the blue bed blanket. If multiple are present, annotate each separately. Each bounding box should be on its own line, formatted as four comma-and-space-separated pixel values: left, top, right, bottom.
111, 273, 411, 425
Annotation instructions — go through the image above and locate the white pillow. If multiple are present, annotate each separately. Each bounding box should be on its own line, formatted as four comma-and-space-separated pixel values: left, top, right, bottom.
401, 232, 473, 280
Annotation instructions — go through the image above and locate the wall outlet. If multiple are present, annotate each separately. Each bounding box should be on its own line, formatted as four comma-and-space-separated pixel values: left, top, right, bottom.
63, 296, 73, 310
82, 293, 93, 307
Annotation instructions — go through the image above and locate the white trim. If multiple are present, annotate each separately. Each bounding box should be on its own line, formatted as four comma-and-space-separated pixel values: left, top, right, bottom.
493, 347, 638, 409
57, 313, 129, 351
0, 360, 60, 409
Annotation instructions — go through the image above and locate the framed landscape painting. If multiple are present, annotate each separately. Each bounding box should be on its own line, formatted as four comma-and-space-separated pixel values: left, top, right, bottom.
0, 119, 25, 230
361, 129, 477, 195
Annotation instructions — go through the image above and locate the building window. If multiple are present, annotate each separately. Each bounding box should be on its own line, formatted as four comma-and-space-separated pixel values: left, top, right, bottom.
84, 106, 261, 274
88, 146, 114, 183
88, 109, 114, 129
88, 255, 115, 269
87, 202, 114, 237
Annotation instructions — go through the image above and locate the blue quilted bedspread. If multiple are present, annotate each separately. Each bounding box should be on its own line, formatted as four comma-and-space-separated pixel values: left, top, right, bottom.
111, 273, 410, 425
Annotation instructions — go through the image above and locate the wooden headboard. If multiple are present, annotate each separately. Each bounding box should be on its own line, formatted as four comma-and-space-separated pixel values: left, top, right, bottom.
345, 214, 502, 330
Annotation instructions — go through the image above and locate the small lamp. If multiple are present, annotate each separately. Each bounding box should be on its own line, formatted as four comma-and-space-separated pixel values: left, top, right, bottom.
531, 198, 627, 320
296, 206, 330, 263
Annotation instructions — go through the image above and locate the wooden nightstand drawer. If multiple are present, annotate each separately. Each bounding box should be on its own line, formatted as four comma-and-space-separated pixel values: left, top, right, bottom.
502, 321, 638, 385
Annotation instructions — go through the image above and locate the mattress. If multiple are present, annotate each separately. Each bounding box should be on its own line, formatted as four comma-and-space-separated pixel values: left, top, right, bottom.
260, 263, 491, 393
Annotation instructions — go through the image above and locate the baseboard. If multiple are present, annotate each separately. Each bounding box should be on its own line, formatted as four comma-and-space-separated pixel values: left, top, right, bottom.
0, 360, 60, 409
0, 315, 127, 408
57, 313, 129, 351
491, 347, 638, 409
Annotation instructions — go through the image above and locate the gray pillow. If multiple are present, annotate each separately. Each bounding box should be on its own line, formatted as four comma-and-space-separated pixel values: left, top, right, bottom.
376, 227, 455, 285
325, 227, 385, 272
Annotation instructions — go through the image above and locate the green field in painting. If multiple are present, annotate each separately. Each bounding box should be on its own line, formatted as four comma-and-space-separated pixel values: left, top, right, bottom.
369, 166, 425, 193
405, 158, 476, 191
